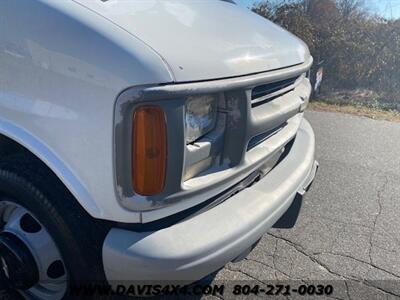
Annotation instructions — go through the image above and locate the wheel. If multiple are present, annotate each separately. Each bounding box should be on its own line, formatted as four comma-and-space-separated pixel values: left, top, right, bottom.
0, 154, 110, 299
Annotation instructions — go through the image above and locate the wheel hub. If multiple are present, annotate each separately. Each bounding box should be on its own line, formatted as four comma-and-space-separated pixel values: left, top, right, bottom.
0, 201, 67, 300
0, 231, 39, 289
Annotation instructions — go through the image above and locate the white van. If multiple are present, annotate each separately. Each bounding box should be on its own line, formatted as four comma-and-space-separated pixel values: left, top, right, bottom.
0, 1, 317, 298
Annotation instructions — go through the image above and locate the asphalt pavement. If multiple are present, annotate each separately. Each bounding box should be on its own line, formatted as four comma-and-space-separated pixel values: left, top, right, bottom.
208, 111, 400, 299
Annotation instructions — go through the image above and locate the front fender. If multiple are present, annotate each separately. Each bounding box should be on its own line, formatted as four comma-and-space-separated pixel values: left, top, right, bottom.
0, 0, 173, 222
0, 116, 102, 217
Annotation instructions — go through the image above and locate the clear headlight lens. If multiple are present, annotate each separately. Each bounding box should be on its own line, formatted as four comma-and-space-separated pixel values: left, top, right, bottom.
185, 95, 217, 144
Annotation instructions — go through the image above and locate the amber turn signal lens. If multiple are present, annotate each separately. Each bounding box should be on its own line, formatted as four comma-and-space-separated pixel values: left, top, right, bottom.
132, 105, 167, 196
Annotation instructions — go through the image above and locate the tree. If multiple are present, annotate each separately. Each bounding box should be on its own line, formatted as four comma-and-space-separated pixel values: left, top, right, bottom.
252, 0, 400, 107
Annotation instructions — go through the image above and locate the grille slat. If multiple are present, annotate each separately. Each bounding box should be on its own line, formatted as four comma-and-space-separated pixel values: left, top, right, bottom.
247, 123, 286, 151
251, 76, 299, 105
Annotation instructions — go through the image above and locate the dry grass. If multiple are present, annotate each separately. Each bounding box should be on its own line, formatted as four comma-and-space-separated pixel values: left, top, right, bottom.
309, 101, 400, 123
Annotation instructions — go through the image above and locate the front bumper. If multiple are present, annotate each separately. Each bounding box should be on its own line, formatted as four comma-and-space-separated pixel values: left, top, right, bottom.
103, 118, 317, 283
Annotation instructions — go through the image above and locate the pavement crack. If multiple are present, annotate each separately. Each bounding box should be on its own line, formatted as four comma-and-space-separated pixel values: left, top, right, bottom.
272, 238, 278, 279
362, 280, 400, 298
244, 257, 304, 282
224, 265, 267, 286
267, 232, 400, 294
228, 234, 400, 298
369, 176, 389, 265
311, 251, 400, 279
343, 278, 400, 299
267, 233, 343, 279
243, 257, 274, 272
344, 281, 352, 300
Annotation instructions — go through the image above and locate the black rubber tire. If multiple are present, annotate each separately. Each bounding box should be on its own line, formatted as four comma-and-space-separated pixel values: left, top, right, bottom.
0, 154, 111, 299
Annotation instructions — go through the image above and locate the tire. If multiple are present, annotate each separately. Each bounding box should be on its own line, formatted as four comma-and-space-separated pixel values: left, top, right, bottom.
0, 154, 111, 299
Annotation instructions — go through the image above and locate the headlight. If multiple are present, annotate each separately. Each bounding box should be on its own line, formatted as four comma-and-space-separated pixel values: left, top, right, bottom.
185, 95, 217, 144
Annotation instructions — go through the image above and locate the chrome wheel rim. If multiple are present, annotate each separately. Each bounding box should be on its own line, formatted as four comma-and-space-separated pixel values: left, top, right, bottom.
0, 200, 67, 300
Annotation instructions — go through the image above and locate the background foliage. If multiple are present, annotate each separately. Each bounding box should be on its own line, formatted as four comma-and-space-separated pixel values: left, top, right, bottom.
252, 0, 400, 110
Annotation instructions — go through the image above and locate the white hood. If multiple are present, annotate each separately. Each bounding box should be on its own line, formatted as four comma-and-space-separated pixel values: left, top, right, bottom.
74, 0, 310, 82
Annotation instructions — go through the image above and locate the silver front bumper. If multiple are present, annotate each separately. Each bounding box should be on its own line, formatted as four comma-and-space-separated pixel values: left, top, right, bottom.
103, 118, 317, 283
